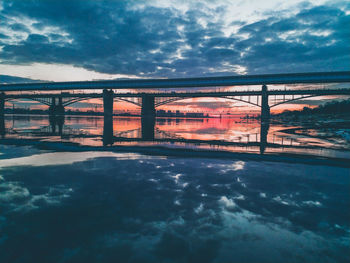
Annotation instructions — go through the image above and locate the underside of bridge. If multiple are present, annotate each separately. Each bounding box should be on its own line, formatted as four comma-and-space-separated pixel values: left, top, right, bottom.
2, 85, 350, 121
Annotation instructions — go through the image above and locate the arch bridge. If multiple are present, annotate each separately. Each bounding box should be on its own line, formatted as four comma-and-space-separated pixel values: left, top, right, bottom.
2, 87, 350, 121
1, 71, 350, 121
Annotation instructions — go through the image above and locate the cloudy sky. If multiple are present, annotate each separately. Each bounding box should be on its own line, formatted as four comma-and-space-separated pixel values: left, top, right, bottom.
0, 0, 349, 112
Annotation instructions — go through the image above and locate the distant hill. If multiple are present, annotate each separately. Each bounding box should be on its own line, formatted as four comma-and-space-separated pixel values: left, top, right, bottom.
0, 75, 45, 84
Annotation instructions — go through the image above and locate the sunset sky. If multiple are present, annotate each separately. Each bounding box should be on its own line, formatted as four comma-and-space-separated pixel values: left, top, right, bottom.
0, 0, 349, 113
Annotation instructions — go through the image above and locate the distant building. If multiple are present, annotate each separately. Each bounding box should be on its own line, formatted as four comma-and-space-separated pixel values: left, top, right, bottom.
157, 109, 167, 117
156, 109, 204, 118
186, 112, 204, 118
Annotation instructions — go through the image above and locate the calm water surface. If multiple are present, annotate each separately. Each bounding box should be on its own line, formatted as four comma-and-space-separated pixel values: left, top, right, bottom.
0, 115, 349, 263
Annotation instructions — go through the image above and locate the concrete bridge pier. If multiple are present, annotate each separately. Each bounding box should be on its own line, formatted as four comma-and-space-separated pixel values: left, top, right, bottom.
49, 96, 65, 116
141, 94, 155, 140
49, 97, 56, 115
103, 89, 114, 117
261, 85, 270, 122
0, 92, 5, 117
103, 89, 114, 146
141, 94, 156, 118
56, 96, 65, 115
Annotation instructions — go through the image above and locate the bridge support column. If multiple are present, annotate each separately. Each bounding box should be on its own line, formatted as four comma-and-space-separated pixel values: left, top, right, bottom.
103, 89, 114, 117
103, 89, 114, 146
48, 96, 64, 116
0, 92, 5, 117
141, 94, 155, 140
261, 85, 270, 122
141, 94, 155, 118
49, 97, 56, 116
56, 96, 65, 115
0, 93, 5, 137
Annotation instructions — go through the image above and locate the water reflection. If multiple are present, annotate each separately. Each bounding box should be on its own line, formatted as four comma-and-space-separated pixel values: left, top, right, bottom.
1, 114, 350, 160
49, 115, 64, 136
1, 115, 350, 262
0, 150, 349, 262
103, 115, 113, 146
141, 116, 156, 141
0, 115, 5, 139
260, 122, 269, 154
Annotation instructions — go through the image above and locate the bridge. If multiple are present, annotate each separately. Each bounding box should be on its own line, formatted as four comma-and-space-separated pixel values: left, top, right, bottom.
1, 71, 350, 121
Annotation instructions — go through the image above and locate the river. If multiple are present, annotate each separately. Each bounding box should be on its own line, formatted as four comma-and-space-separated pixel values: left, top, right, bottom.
0, 114, 349, 262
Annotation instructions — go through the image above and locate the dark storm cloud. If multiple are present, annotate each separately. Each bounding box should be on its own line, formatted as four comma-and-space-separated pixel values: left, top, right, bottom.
9, 23, 30, 33
237, 4, 350, 73
0, 33, 10, 39
0, 74, 42, 83
26, 33, 49, 43
0, 0, 349, 77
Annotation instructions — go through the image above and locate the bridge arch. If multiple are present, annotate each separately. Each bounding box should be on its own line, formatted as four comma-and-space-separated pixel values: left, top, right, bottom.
63, 97, 101, 106
5, 97, 52, 106
65, 97, 143, 107
155, 96, 260, 108
5, 96, 143, 107
67, 97, 143, 108
269, 94, 344, 108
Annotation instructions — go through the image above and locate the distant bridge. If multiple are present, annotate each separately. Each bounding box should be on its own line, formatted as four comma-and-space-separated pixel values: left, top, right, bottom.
1, 71, 350, 120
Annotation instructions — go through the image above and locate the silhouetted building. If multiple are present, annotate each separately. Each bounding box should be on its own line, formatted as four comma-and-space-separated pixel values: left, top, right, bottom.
185, 112, 204, 118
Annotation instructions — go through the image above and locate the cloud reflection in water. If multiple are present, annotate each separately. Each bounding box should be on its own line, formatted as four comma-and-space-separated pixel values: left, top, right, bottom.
0, 149, 349, 263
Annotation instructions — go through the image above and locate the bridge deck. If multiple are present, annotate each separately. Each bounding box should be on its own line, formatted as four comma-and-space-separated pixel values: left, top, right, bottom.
5, 89, 350, 99
1, 71, 350, 91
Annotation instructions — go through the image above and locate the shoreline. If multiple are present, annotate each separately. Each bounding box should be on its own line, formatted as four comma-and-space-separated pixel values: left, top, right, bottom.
1, 138, 349, 168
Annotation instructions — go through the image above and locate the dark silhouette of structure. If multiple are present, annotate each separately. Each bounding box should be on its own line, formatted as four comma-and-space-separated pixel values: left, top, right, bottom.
261, 85, 270, 122
2, 71, 350, 91
0, 114, 274, 154
2, 87, 350, 122
0, 92, 5, 117
0, 115, 4, 139
1, 71, 350, 121
1, 71, 350, 152
49, 115, 64, 135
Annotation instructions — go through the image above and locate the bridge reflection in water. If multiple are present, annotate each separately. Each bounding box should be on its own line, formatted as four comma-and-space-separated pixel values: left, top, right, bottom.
1, 114, 350, 162
0, 113, 302, 156
101, 114, 270, 154
0, 115, 4, 139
